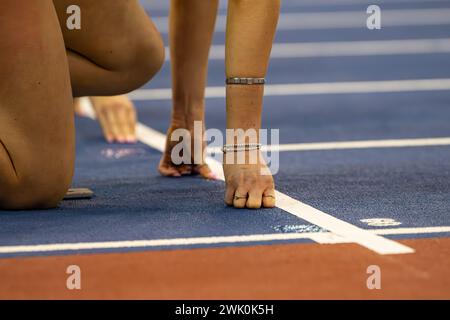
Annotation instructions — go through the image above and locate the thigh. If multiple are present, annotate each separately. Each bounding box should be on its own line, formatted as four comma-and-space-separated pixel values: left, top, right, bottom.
0, 0, 74, 209
53, 0, 162, 71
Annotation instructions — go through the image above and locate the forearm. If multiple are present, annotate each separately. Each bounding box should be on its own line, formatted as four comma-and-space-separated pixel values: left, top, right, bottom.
169, 0, 219, 122
225, 0, 280, 139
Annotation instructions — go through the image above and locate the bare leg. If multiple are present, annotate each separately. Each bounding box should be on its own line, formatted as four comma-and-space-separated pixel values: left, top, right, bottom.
53, 0, 165, 97
223, 0, 280, 209
158, 0, 219, 179
0, 0, 74, 209
60, 1, 162, 145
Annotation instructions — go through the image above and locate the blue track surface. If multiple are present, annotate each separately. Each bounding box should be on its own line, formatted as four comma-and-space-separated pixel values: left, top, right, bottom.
1, 0, 449, 258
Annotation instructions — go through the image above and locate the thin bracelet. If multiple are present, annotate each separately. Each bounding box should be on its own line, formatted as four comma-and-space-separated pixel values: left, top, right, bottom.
226, 77, 266, 85
222, 143, 262, 153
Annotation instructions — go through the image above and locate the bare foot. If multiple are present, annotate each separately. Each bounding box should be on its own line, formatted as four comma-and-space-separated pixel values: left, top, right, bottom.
223, 152, 275, 209
159, 120, 216, 180
74, 95, 137, 144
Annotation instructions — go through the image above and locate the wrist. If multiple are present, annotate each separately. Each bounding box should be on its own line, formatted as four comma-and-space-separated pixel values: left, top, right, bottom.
225, 84, 263, 131
171, 100, 205, 127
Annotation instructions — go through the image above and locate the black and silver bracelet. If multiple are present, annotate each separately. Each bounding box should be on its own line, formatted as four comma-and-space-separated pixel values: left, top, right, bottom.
222, 143, 262, 153
226, 77, 266, 85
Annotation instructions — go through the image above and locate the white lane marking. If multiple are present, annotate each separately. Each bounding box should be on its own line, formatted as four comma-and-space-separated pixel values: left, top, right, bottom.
136, 123, 166, 152
374, 226, 450, 235
361, 218, 402, 227
313, 226, 450, 244
142, 0, 450, 11
153, 8, 450, 33
207, 137, 450, 154
198, 39, 450, 60
309, 232, 349, 244
0, 234, 315, 254
76, 98, 413, 255
128, 78, 450, 101
274, 192, 413, 254
1, 226, 448, 254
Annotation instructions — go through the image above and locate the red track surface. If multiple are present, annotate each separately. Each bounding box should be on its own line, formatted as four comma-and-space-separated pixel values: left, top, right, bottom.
0, 237, 449, 299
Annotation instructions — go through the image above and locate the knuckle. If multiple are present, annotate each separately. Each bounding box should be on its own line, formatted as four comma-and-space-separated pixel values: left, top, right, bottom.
104, 103, 116, 109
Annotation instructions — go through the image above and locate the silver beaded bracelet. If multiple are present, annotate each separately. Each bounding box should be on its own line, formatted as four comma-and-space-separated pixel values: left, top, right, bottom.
222, 143, 262, 153
226, 77, 266, 85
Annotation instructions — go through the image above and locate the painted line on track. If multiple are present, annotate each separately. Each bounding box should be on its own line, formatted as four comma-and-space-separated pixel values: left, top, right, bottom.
153, 8, 450, 33
1, 226, 448, 255
72, 98, 414, 255
207, 137, 450, 154
194, 38, 450, 61
129, 78, 450, 101
143, 0, 450, 11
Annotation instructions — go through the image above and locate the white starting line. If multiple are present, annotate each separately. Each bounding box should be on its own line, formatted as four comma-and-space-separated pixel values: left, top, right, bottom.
1, 226, 449, 255
129, 78, 450, 101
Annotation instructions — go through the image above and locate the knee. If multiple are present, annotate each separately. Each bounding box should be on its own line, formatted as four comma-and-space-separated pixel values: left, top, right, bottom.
136, 30, 166, 82
0, 163, 73, 211
120, 29, 165, 92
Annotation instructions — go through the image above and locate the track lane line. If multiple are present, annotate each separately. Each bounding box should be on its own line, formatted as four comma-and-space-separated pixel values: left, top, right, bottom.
153, 8, 450, 33
207, 137, 450, 154
167, 38, 450, 61
375, 226, 450, 235
73, 98, 414, 255
129, 78, 450, 101
142, 0, 442, 11
1, 226, 449, 255
0, 233, 316, 254
274, 192, 413, 254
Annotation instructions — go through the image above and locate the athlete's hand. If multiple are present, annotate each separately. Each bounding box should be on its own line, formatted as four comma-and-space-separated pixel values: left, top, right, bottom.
159, 122, 216, 180
75, 95, 137, 143
223, 153, 276, 209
